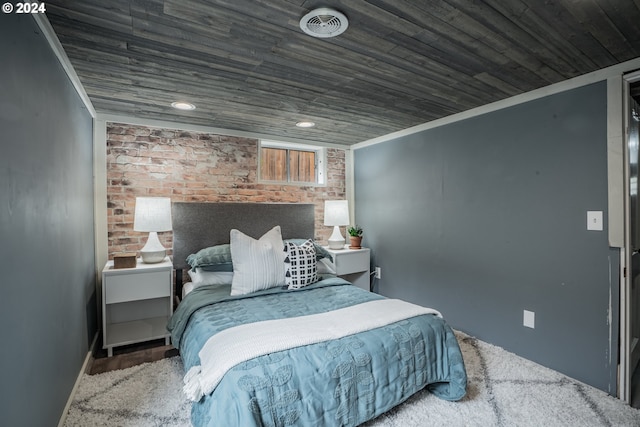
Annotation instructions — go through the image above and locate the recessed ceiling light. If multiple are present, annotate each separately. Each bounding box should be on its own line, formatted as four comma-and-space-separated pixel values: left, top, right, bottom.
171, 101, 196, 111
296, 121, 316, 128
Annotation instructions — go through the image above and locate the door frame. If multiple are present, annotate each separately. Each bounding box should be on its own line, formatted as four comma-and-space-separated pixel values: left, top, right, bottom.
621, 70, 640, 404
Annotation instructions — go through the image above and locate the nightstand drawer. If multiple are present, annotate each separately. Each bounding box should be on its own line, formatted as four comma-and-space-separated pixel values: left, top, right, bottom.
332, 250, 369, 275
105, 271, 170, 304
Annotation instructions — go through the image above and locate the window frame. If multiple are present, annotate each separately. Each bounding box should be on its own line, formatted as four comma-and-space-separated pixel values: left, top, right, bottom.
258, 140, 326, 186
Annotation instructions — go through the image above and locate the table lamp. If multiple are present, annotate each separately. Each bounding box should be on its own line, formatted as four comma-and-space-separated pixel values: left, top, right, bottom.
134, 197, 172, 263
324, 200, 349, 249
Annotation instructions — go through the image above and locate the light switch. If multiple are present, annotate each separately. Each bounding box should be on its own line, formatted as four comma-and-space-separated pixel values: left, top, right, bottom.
587, 211, 603, 231
523, 310, 535, 329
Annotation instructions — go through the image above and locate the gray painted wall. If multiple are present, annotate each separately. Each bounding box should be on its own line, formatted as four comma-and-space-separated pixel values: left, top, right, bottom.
354, 82, 619, 394
0, 15, 96, 426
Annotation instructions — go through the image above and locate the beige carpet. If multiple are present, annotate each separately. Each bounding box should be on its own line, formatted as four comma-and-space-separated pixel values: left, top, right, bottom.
63, 333, 640, 426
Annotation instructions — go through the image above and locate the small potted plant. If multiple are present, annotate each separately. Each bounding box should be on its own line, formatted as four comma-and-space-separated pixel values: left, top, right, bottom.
347, 225, 363, 249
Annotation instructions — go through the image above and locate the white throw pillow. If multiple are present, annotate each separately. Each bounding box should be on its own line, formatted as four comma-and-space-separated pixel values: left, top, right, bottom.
230, 225, 286, 295
187, 268, 234, 288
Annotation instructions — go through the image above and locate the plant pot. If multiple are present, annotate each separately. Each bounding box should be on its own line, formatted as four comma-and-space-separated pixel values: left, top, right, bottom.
349, 236, 362, 249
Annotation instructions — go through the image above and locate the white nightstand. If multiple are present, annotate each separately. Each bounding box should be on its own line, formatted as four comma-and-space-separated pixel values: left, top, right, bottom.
324, 246, 371, 291
102, 258, 173, 357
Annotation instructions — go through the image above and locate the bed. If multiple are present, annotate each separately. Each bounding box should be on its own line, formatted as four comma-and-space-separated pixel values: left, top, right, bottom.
167, 202, 467, 427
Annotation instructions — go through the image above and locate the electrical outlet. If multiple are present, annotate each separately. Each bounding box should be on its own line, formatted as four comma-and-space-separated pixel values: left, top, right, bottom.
375, 267, 381, 279
587, 211, 603, 231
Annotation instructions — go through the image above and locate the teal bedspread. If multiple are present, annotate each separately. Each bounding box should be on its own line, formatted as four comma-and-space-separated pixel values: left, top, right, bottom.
168, 277, 466, 427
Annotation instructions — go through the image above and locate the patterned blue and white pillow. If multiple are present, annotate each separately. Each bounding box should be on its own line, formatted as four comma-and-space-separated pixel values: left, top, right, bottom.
283, 239, 318, 289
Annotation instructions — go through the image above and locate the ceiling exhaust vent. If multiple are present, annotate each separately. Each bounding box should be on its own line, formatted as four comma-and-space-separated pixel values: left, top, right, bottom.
299, 8, 348, 38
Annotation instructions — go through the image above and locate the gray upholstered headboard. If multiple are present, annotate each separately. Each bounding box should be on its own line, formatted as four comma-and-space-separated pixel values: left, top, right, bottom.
171, 203, 315, 293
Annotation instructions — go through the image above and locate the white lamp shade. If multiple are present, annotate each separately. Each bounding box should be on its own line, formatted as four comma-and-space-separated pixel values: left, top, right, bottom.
324, 200, 349, 226
134, 197, 172, 232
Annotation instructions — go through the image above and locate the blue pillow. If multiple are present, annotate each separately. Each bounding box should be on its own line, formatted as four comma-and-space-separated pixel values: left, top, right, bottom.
198, 263, 234, 272
284, 239, 333, 262
186, 244, 234, 271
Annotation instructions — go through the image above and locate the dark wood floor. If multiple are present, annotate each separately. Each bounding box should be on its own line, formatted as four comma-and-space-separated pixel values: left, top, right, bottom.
88, 337, 179, 375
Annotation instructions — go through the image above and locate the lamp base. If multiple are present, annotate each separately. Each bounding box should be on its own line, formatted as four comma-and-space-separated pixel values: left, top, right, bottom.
327, 239, 345, 250
327, 226, 346, 249
139, 231, 167, 263
140, 250, 166, 264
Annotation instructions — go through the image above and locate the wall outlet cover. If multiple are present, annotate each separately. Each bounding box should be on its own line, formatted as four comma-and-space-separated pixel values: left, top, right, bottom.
587, 211, 603, 231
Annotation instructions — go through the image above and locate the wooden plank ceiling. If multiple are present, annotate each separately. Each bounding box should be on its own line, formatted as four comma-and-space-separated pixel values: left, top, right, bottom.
45, 0, 640, 146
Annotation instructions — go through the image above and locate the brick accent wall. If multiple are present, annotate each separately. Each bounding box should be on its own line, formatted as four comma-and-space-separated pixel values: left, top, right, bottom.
106, 123, 346, 259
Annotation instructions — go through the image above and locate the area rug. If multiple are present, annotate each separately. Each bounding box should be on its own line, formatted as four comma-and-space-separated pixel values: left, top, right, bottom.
63, 333, 640, 426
